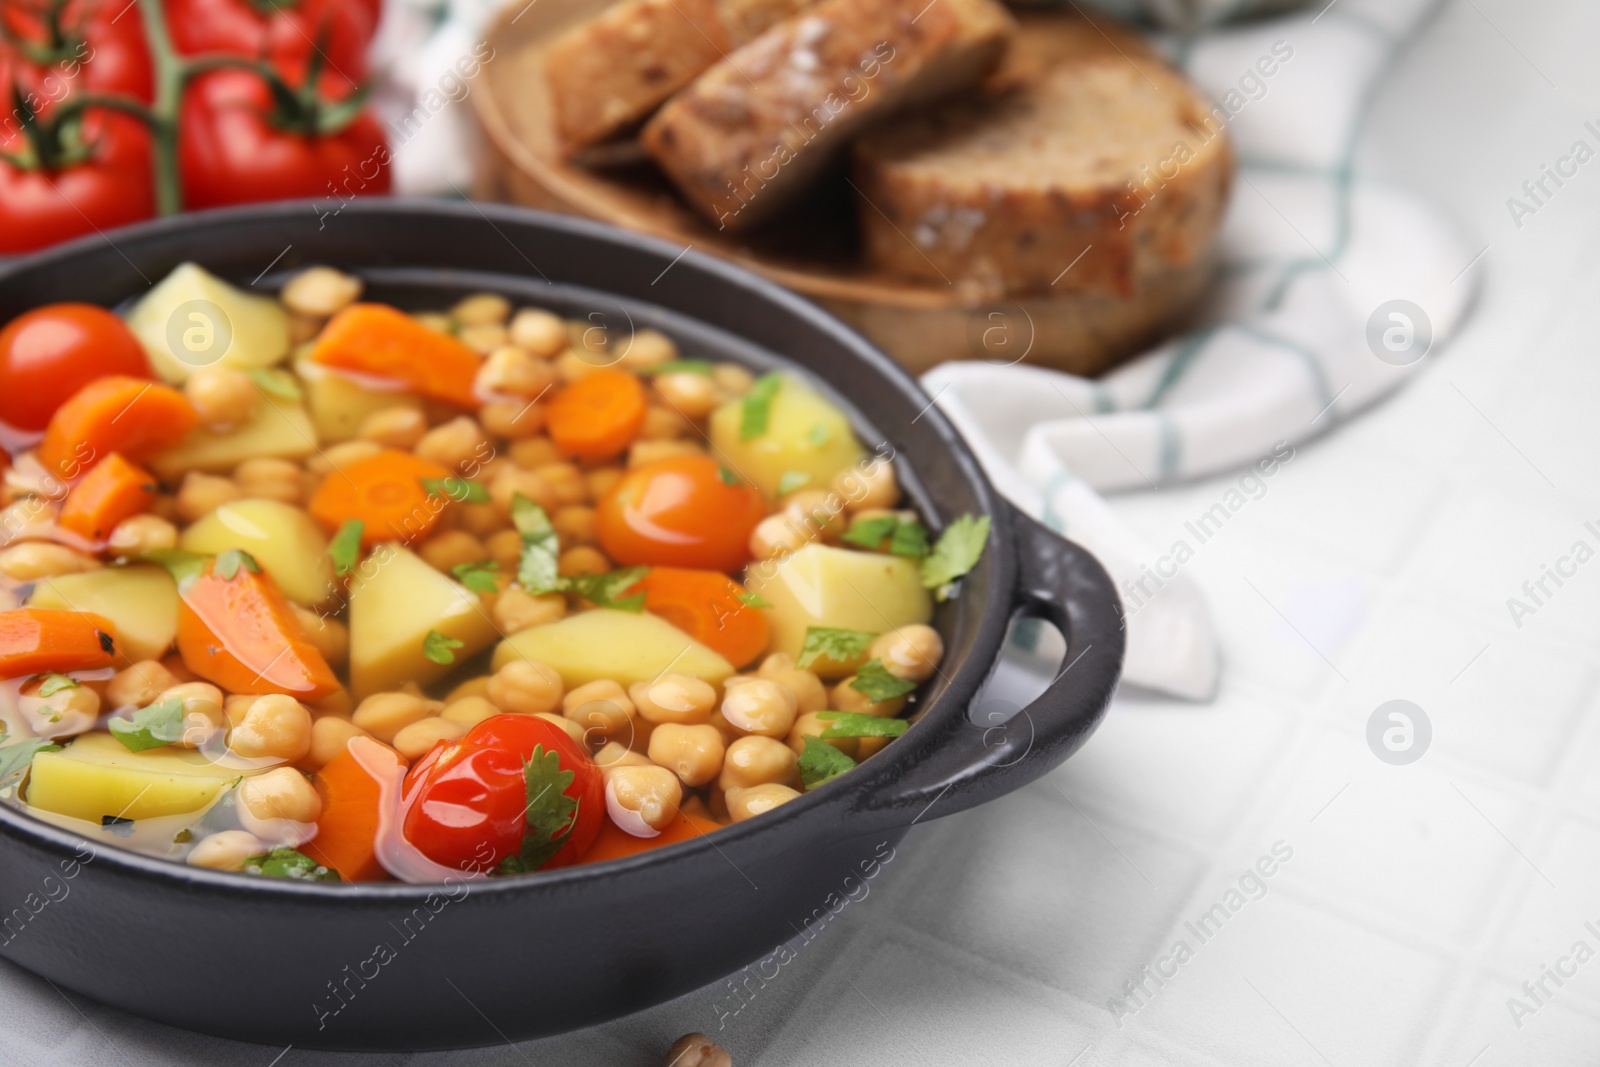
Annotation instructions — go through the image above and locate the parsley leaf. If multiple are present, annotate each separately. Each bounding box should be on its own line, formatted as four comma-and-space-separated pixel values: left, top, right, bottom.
213, 549, 260, 581
736, 589, 773, 610
328, 519, 364, 576
0, 738, 60, 790
563, 566, 648, 611
797, 626, 876, 670
717, 466, 740, 487
776, 471, 810, 497
514, 746, 579, 871
921, 514, 991, 600
819, 709, 911, 738
109, 698, 185, 752
847, 660, 918, 703
452, 559, 502, 595
421, 476, 491, 504
888, 520, 930, 559
243, 847, 340, 882
36, 673, 80, 698
841, 515, 930, 558
249, 367, 303, 401
137, 549, 211, 588
644, 359, 714, 376
840, 515, 897, 550
511, 493, 562, 595
798, 736, 856, 790
740, 373, 782, 441
423, 630, 464, 665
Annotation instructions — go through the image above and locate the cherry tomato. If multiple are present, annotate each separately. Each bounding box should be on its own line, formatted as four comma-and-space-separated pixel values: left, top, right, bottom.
596, 455, 768, 573
401, 714, 603, 874
178, 67, 391, 210
0, 109, 157, 255
165, 0, 376, 82
0, 303, 152, 432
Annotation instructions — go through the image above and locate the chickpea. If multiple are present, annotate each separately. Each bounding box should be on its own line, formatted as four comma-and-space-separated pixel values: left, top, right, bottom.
552, 505, 597, 546
487, 659, 564, 715
712, 363, 754, 397
477, 528, 519, 572
480, 398, 545, 440
230, 694, 313, 761
105, 660, 178, 709
493, 585, 567, 634
666, 1034, 732, 1067
783, 490, 846, 540
420, 530, 487, 574
446, 676, 492, 702
869, 624, 944, 683
187, 830, 268, 872
648, 723, 725, 787
357, 406, 428, 449
593, 741, 652, 773
857, 735, 891, 760
509, 437, 560, 469
308, 439, 381, 476
534, 462, 587, 506
288, 314, 321, 345
351, 691, 433, 742
719, 735, 799, 791
223, 694, 255, 728
305, 717, 369, 769
830, 679, 907, 717
0, 498, 58, 541
628, 440, 702, 468
184, 367, 259, 430
453, 292, 511, 326
834, 456, 899, 510
459, 502, 512, 541
19, 682, 99, 739
415, 416, 490, 471
535, 712, 587, 746
563, 679, 634, 743
726, 783, 800, 823
568, 316, 612, 356
555, 350, 603, 384
788, 712, 859, 758
653, 371, 719, 418
458, 322, 508, 355
748, 513, 811, 561
489, 465, 556, 517
159, 681, 226, 747
509, 308, 568, 357
586, 467, 624, 500
629, 675, 715, 726
175, 472, 242, 522
413, 311, 452, 333
393, 716, 470, 761
619, 328, 677, 372
559, 545, 610, 577
0, 542, 101, 580
282, 266, 362, 317
291, 605, 348, 667
237, 767, 322, 842
639, 405, 693, 440
441, 695, 500, 727
310, 688, 354, 718
756, 653, 827, 714
477, 346, 556, 399
606, 764, 683, 834
233, 458, 304, 504
720, 678, 797, 738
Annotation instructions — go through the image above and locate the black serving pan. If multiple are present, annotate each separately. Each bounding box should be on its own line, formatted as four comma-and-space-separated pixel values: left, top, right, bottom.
0, 200, 1122, 1050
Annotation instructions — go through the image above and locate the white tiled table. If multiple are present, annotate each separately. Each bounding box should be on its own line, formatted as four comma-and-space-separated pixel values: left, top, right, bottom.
5, 0, 1598, 1063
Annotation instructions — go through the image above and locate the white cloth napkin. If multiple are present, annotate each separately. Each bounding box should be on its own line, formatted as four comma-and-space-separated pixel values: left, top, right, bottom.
923, 0, 1476, 700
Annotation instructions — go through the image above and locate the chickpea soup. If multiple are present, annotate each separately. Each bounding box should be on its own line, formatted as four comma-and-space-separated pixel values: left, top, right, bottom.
0, 263, 989, 883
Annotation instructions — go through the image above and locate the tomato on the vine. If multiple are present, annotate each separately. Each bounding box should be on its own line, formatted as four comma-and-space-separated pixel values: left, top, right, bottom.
596, 455, 769, 573
1, 0, 154, 106
0, 303, 153, 432
0, 108, 156, 254
165, 0, 376, 82
401, 714, 604, 874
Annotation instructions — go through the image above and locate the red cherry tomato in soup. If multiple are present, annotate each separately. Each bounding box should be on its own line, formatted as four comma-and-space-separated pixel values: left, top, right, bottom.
401, 714, 603, 874
0, 303, 152, 432
596, 455, 767, 573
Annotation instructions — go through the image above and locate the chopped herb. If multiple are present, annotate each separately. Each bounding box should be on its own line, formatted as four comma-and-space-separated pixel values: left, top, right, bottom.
173, 828, 193, 845
452, 559, 502, 595
214, 548, 260, 581
736, 589, 774, 610
888, 520, 931, 559
421, 476, 491, 504
328, 519, 364, 576
423, 630, 464, 665
841, 515, 930, 558
137, 549, 211, 587
643, 359, 715, 376
776, 471, 810, 497
921, 514, 991, 601
248, 367, 303, 401
512, 746, 579, 871
740, 373, 782, 441
109, 698, 185, 752
243, 847, 340, 882
846, 661, 918, 704
718, 466, 740, 487
36, 673, 80, 698
511, 493, 561, 595
798, 736, 856, 790
797, 626, 876, 670
563, 566, 648, 611
841, 515, 897, 550
819, 709, 911, 738
0, 738, 60, 790
806, 423, 832, 448
101, 814, 135, 837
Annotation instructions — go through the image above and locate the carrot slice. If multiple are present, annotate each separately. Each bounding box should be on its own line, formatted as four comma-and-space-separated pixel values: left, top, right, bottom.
176, 555, 340, 699
37, 376, 197, 482
547, 368, 647, 461
307, 448, 453, 548
307, 304, 481, 409
641, 567, 770, 668
579, 808, 726, 866
0, 608, 119, 680
57, 453, 158, 542
305, 742, 403, 883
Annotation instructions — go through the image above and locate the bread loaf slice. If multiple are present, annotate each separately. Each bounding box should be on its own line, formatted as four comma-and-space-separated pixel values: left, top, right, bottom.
852, 20, 1233, 297
545, 0, 816, 155
641, 0, 1016, 232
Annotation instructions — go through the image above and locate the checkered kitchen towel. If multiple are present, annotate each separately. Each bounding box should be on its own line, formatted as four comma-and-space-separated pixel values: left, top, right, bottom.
923, 0, 1477, 700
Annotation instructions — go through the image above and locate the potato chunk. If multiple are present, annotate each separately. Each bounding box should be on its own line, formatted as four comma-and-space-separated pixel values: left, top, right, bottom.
179, 498, 334, 608
707, 376, 865, 498
492, 609, 734, 689
27, 732, 261, 822
348, 546, 498, 699
26, 565, 179, 664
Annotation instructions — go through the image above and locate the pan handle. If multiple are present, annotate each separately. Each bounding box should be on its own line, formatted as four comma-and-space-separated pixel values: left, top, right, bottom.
850, 505, 1124, 827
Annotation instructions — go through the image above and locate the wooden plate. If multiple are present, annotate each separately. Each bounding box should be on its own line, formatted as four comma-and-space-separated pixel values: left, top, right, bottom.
470, 2, 1217, 377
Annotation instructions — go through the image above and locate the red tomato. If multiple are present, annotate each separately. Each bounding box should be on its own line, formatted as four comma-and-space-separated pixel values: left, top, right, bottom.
1, 0, 154, 106
178, 67, 391, 210
597, 455, 768, 573
0, 110, 156, 255
401, 714, 604, 875
165, 0, 376, 82
0, 304, 152, 432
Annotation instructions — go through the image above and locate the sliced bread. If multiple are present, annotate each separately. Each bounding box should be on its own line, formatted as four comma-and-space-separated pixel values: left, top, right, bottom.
641, 0, 1017, 232
851, 18, 1233, 297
